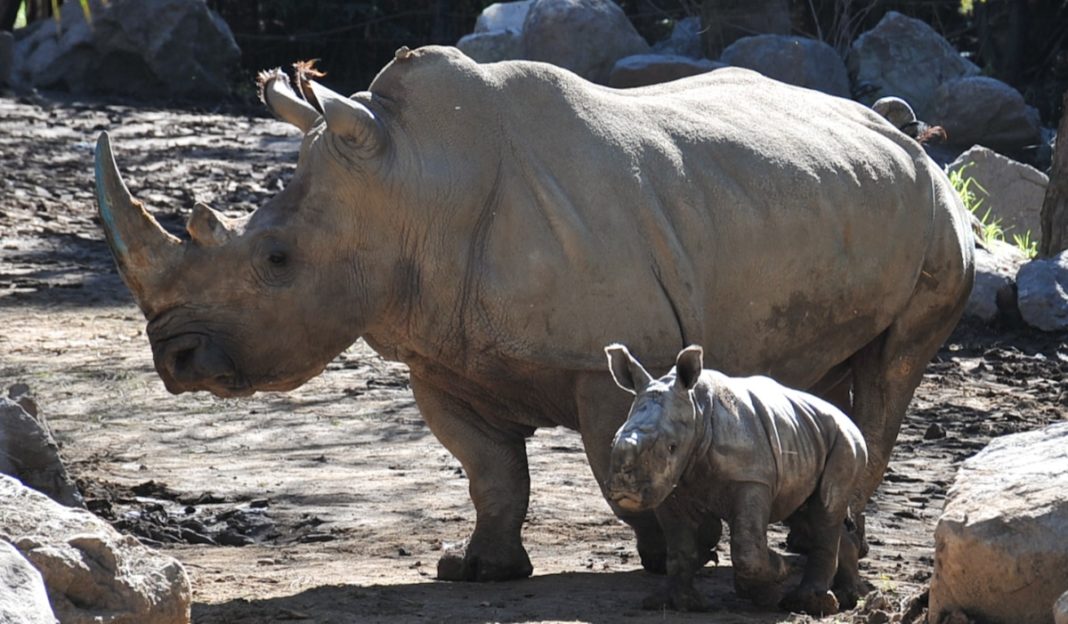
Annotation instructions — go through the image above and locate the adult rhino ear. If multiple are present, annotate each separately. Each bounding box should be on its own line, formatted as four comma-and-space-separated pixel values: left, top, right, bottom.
605, 344, 653, 395
674, 346, 704, 391
305, 81, 385, 152
257, 68, 320, 133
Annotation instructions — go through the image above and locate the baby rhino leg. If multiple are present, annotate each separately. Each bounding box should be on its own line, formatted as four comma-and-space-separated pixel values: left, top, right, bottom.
641, 507, 707, 612
730, 484, 789, 608
779, 501, 842, 616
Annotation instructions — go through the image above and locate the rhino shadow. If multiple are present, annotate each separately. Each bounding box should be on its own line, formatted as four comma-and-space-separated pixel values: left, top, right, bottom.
191, 567, 801, 624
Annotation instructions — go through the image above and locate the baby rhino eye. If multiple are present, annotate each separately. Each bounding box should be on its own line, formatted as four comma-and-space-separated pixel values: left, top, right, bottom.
668, 443, 678, 454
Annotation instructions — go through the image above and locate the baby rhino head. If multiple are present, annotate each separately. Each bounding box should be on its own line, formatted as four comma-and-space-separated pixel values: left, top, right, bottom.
605, 344, 705, 512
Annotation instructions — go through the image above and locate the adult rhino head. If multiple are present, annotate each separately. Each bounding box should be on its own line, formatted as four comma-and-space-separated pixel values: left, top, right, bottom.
95, 50, 467, 398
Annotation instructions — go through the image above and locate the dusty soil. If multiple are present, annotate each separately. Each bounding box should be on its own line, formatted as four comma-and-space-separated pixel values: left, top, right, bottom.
1, 93, 1066, 624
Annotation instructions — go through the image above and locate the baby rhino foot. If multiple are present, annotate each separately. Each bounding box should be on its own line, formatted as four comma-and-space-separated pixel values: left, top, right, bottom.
641, 584, 707, 612
781, 588, 840, 617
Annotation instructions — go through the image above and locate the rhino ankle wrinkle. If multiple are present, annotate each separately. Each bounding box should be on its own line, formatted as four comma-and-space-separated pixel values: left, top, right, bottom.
93, 45, 972, 584
606, 344, 867, 616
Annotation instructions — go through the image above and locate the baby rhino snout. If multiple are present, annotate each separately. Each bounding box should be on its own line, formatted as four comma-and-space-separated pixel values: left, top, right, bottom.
607, 433, 653, 512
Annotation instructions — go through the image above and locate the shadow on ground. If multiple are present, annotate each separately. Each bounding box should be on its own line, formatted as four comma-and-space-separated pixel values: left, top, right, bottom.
192, 568, 790, 624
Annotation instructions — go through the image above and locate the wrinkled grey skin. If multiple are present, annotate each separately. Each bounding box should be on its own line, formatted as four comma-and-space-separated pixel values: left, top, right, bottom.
606, 345, 867, 616
94, 45, 973, 586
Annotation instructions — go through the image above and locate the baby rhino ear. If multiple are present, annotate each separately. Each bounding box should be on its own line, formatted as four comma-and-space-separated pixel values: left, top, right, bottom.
674, 345, 704, 391
605, 344, 653, 395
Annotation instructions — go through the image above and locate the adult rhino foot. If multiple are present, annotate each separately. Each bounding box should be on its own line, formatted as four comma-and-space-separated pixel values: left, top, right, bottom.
641, 584, 707, 612
735, 577, 783, 608
435, 540, 533, 582
831, 581, 864, 611
781, 588, 840, 617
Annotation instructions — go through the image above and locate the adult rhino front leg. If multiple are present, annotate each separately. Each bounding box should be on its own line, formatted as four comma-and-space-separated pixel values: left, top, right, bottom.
409, 376, 534, 582
574, 374, 720, 574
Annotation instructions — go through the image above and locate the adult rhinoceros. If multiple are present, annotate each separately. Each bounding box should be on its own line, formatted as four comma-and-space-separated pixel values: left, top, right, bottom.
94, 46, 973, 598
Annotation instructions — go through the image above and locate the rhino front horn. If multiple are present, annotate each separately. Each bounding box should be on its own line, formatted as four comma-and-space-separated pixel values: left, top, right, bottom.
94, 132, 182, 316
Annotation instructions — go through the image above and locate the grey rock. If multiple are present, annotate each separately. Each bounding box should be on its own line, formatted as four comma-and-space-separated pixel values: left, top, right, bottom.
608, 54, 722, 89
947, 146, 1048, 241
720, 34, 850, 98
12, 0, 239, 99
1056, 590, 1068, 624
847, 11, 979, 118
930, 422, 1068, 624
700, 0, 790, 57
457, 30, 523, 63
0, 540, 56, 624
931, 76, 1042, 158
1016, 251, 1068, 332
0, 397, 83, 508
0, 475, 191, 624
522, 0, 650, 84
652, 16, 702, 59
964, 241, 1026, 324
474, 1, 532, 34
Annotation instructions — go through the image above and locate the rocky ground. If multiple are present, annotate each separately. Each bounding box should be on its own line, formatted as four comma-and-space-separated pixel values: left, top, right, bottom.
1, 93, 1066, 624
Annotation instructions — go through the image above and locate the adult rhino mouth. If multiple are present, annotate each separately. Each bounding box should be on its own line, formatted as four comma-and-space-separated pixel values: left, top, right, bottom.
152, 332, 252, 398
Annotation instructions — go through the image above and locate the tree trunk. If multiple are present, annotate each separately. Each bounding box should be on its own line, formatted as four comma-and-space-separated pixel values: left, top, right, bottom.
0, 0, 19, 31
1040, 91, 1068, 257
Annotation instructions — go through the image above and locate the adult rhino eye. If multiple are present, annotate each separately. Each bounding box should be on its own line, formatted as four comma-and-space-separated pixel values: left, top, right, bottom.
268, 251, 287, 266
668, 443, 678, 454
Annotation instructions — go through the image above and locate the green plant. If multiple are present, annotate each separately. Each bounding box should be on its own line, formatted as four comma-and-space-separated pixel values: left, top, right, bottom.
959, 0, 989, 16
1013, 231, 1039, 259
948, 164, 1006, 245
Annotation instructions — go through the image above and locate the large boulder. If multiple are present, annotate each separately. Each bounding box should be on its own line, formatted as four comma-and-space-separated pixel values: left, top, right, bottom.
0, 540, 56, 624
700, 0, 790, 58
931, 76, 1043, 159
929, 422, 1068, 624
964, 240, 1027, 323
947, 146, 1049, 240
608, 54, 722, 89
0, 395, 83, 508
847, 11, 980, 118
652, 16, 702, 59
720, 35, 850, 98
1016, 251, 1068, 332
474, 0, 532, 33
12, 0, 239, 99
0, 475, 191, 624
521, 0, 650, 84
457, 30, 523, 63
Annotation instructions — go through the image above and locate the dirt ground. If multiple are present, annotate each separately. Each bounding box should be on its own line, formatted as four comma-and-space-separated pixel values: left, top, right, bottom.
1, 93, 1066, 624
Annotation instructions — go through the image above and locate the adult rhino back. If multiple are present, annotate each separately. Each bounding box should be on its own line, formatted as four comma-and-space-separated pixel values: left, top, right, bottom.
94, 46, 973, 588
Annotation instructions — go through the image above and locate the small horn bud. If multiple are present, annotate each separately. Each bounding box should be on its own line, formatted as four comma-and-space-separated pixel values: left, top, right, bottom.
187, 203, 235, 247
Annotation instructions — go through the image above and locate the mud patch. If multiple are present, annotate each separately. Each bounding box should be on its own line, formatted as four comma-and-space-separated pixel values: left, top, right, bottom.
79, 478, 338, 548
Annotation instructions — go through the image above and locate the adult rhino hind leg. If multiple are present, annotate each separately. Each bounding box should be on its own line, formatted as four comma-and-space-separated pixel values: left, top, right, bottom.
787, 370, 851, 556
409, 376, 534, 582
837, 249, 972, 605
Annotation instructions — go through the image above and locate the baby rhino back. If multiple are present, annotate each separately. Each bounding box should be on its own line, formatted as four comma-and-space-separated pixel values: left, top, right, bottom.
703, 372, 868, 522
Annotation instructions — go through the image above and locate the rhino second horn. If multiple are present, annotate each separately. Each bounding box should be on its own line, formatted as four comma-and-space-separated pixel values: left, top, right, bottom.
308, 80, 384, 150
260, 69, 320, 133
187, 203, 237, 247
94, 132, 182, 315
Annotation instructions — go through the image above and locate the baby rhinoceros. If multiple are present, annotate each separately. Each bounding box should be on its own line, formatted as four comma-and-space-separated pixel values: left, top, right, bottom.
604, 344, 867, 617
